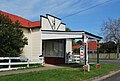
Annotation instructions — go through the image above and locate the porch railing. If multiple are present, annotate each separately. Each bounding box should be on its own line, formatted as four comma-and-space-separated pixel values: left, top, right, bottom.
68, 55, 80, 64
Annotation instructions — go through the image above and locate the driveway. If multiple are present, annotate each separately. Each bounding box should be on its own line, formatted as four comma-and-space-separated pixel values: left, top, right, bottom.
0, 64, 80, 76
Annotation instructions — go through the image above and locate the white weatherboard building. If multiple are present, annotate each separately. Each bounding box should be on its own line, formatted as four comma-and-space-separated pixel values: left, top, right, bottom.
0, 11, 102, 64
22, 14, 102, 64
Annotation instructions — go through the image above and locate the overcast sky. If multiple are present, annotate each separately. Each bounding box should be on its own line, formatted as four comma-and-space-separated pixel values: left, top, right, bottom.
0, 0, 120, 36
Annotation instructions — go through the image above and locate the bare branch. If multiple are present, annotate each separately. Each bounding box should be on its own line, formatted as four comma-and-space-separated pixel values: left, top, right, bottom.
101, 18, 120, 57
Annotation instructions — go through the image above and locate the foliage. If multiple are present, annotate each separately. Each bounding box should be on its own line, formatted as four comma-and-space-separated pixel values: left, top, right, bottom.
76, 40, 82, 45
99, 41, 117, 53
65, 27, 71, 31
0, 14, 28, 57
101, 18, 120, 43
0, 64, 119, 81
73, 48, 80, 53
101, 18, 120, 57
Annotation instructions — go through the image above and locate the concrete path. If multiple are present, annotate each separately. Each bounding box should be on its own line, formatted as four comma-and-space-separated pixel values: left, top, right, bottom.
0, 64, 80, 76
0, 64, 63, 76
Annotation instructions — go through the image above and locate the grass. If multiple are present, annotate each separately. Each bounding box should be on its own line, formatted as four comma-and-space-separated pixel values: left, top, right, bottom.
0, 64, 43, 69
14, 64, 43, 69
0, 63, 119, 81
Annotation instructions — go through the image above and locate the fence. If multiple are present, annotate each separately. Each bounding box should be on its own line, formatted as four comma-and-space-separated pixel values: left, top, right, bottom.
68, 55, 80, 64
0, 57, 44, 71
88, 53, 118, 59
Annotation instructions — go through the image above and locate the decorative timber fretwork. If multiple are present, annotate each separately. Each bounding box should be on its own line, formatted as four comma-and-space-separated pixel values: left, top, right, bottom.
41, 14, 65, 31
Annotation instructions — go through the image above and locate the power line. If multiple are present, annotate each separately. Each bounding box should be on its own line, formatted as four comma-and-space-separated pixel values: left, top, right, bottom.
49, 0, 82, 15
62, 0, 113, 19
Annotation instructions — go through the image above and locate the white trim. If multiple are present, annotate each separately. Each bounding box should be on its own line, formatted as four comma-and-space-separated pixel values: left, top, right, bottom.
41, 31, 102, 40
30, 28, 32, 61
42, 31, 83, 40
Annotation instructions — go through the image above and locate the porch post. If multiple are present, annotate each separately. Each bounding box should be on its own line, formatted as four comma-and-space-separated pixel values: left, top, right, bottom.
40, 31, 44, 64
97, 40, 100, 63
83, 35, 90, 71
65, 39, 72, 64
84, 43, 87, 65
83, 35, 88, 65
96, 40, 101, 69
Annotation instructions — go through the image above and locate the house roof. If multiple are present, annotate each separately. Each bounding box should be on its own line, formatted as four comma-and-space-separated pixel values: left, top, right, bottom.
0, 11, 40, 28
88, 41, 97, 50
72, 41, 98, 51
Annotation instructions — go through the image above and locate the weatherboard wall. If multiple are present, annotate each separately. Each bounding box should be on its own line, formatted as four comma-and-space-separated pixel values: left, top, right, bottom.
21, 28, 42, 62
21, 28, 31, 58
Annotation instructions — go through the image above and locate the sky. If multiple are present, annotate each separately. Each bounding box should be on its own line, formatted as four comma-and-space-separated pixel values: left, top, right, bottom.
0, 0, 120, 36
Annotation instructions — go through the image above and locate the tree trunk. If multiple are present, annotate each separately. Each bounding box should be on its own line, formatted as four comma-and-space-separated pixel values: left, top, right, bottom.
117, 44, 119, 58
109, 53, 110, 59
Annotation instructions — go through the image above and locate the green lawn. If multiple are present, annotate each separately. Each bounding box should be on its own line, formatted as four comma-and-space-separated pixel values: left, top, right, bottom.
0, 64, 43, 69
0, 63, 119, 81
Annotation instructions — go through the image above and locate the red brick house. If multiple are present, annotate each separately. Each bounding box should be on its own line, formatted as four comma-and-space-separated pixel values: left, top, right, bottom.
73, 41, 98, 53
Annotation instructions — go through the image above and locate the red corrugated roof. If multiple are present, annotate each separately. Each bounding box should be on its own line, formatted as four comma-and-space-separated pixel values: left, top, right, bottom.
30, 21, 40, 28
0, 11, 40, 28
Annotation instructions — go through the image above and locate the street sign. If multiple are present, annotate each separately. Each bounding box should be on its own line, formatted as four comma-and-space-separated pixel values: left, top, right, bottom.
80, 46, 84, 61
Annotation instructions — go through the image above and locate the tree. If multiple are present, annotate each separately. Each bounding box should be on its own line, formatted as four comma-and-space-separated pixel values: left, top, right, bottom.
76, 40, 82, 45
99, 41, 117, 53
65, 27, 71, 31
0, 14, 28, 57
101, 18, 120, 58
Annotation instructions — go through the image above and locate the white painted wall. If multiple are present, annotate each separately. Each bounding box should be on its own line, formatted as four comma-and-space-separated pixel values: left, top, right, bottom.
65, 39, 72, 63
31, 28, 41, 62
22, 28, 42, 62
42, 31, 83, 40
47, 15, 61, 30
58, 23, 65, 31
41, 15, 65, 31
41, 17, 52, 30
22, 28, 31, 58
